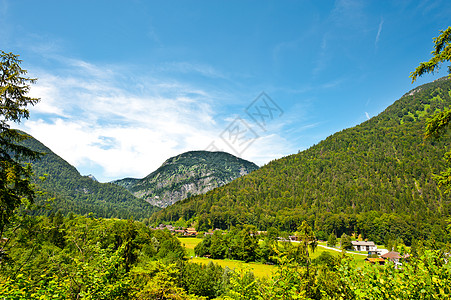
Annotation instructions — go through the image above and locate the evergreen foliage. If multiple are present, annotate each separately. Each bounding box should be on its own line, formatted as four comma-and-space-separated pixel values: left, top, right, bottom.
152, 77, 451, 245
411, 26, 451, 193
0, 51, 40, 238
19, 133, 159, 220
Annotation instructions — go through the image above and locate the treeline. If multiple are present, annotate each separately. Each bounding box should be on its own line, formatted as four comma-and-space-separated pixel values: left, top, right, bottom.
194, 226, 272, 263
151, 77, 451, 245
18, 134, 159, 219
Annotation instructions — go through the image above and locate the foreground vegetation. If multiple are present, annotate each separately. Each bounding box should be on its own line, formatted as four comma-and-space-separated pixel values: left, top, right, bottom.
1, 214, 450, 299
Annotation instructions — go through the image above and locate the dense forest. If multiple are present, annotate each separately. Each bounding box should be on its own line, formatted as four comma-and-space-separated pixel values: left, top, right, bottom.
152, 77, 451, 245
18, 135, 159, 220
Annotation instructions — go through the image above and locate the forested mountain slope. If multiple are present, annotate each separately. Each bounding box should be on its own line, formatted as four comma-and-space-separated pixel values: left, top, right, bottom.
20, 134, 159, 219
152, 77, 451, 245
113, 151, 259, 207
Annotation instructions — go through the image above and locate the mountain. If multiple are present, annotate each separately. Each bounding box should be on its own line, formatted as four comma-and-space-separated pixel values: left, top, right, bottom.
19, 134, 159, 219
151, 77, 451, 245
86, 174, 98, 182
112, 151, 259, 207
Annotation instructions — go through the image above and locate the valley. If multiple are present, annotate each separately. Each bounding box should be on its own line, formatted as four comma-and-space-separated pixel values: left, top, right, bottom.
1, 7, 451, 297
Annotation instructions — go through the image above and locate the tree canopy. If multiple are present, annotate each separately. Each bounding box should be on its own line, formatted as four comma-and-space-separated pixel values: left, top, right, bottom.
410, 26, 451, 83
411, 27, 451, 193
0, 51, 40, 235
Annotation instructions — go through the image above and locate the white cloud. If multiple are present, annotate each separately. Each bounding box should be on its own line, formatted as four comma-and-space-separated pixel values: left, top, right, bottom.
365, 112, 370, 120
17, 56, 293, 182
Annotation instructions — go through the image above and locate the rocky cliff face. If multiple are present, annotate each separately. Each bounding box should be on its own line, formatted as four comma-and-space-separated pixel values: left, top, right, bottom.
112, 151, 259, 207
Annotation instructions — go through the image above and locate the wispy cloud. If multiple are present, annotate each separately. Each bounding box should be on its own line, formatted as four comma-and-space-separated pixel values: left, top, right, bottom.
365, 112, 370, 120
18, 55, 292, 181
331, 0, 366, 29
375, 18, 384, 46
159, 62, 227, 79
312, 35, 329, 77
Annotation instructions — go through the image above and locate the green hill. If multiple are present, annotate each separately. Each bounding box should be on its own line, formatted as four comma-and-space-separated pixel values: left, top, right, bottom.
113, 151, 259, 208
19, 134, 159, 219
151, 77, 451, 245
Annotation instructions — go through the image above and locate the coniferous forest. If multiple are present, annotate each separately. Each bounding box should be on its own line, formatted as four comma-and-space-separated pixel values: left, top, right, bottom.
2, 20, 451, 299
152, 77, 451, 246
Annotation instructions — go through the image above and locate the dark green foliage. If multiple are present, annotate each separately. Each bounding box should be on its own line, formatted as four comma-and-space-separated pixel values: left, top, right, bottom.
0, 214, 188, 299
114, 150, 259, 208
194, 226, 279, 264
194, 226, 260, 263
0, 51, 40, 236
179, 261, 230, 299
340, 233, 352, 250
326, 233, 337, 248
18, 133, 159, 220
152, 77, 451, 245
312, 251, 338, 270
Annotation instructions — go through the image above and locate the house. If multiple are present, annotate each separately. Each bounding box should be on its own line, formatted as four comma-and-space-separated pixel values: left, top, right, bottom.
381, 251, 401, 262
380, 251, 410, 267
375, 248, 389, 256
185, 228, 197, 236
351, 241, 377, 252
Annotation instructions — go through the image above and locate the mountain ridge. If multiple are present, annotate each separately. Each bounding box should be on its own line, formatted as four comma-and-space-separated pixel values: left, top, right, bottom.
18, 134, 160, 219
113, 150, 259, 207
151, 77, 451, 245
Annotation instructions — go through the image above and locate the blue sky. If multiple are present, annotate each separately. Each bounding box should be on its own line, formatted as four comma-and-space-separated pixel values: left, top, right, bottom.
1, 0, 450, 182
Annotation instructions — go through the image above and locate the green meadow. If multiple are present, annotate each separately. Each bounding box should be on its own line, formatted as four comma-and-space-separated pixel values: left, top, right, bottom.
177, 237, 367, 278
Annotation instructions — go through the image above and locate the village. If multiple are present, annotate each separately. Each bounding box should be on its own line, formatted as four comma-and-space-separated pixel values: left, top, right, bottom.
152, 224, 408, 266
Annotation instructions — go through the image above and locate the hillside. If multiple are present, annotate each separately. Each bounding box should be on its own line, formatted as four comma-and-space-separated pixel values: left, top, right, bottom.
151, 77, 451, 245
19, 134, 159, 219
113, 151, 259, 207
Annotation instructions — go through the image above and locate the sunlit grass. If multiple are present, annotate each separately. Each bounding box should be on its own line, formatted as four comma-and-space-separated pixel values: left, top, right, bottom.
178, 237, 367, 276
190, 257, 277, 278
178, 237, 202, 257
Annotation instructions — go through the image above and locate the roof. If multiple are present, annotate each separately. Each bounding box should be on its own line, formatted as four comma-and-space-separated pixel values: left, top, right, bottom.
351, 241, 376, 246
381, 251, 401, 259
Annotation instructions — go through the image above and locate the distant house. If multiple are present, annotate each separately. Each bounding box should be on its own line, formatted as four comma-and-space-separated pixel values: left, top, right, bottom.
351, 241, 377, 252
185, 228, 197, 236
288, 235, 299, 242
380, 251, 409, 267
375, 248, 389, 256
156, 224, 175, 232
381, 251, 401, 262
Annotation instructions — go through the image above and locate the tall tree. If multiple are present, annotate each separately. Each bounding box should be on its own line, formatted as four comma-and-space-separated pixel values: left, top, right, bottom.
411, 27, 451, 192
0, 51, 40, 237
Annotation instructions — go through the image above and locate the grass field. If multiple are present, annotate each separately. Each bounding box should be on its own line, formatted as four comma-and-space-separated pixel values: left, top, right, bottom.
178, 237, 202, 257
190, 257, 278, 278
177, 237, 367, 277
